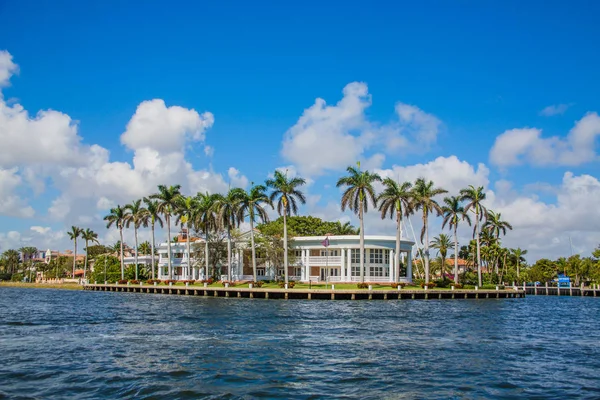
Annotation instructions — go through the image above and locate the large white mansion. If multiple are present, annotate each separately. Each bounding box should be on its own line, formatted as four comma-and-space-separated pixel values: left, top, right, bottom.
156, 230, 415, 283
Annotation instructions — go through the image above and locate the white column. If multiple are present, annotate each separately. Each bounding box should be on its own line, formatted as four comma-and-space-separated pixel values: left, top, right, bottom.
347, 248, 352, 281
240, 249, 244, 277
307, 249, 312, 280
340, 249, 346, 281
300, 249, 306, 281
407, 250, 413, 282
389, 250, 394, 282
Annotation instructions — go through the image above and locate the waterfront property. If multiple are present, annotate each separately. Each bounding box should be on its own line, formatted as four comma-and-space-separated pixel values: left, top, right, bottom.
156, 230, 415, 283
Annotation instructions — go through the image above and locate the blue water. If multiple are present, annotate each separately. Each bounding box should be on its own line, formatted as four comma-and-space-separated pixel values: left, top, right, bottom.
0, 288, 599, 399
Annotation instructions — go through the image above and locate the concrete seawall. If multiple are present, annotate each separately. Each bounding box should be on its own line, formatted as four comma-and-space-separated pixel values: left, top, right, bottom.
84, 284, 526, 300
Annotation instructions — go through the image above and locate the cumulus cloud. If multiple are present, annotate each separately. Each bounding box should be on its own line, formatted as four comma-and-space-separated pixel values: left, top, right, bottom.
281, 82, 441, 177
0, 50, 18, 87
489, 112, 600, 167
0, 167, 35, 217
540, 103, 571, 116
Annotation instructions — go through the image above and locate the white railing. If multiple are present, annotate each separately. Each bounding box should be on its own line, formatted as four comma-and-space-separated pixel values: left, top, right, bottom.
308, 256, 342, 265
308, 276, 320, 282
288, 276, 301, 281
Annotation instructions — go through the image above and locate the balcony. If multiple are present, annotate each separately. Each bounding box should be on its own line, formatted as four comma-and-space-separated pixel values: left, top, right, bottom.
306, 256, 342, 266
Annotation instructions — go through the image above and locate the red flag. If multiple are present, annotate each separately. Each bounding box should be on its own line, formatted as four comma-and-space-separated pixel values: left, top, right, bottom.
321, 237, 330, 247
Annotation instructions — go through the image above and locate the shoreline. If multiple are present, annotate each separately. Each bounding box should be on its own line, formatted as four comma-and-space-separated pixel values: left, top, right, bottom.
0, 282, 83, 290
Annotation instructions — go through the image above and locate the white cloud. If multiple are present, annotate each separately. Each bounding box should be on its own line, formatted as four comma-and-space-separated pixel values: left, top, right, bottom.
0, 50, 18, 87
281, 82, 441, 177
490, 112, 600, 167
120, 99, 214, 153
540, 103, 571, 116
30, 226, 51, 235
204, 145, 214, 157
0, 167, 35, 217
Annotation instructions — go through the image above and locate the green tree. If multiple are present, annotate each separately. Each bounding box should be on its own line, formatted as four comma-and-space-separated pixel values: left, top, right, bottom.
412, 178, 448, 284
335, 221, 359, 235
527, 258, 556, 283
266, 170, 307, 284
19, 246, 38, 282
431, 234, 451, 279
175, 195, 198, 280
213, 188, 245, 281
460, 185, 488, 287
483, 210, 513, 239
81, 228, 99, 279
336, 164, 382, 283
104, 206, 127, 279
510, 247, 528, 280
138, 241, 151, 255
89, 255, 121, 283
67, 226, 83, 278
238, 184, 273, 282
125, 199, 147, 280
378, 178, 413, 283
142, 198, 164, 280
194, 192, 219, 280
150, 185, 183, 279
441, 195, 471, 283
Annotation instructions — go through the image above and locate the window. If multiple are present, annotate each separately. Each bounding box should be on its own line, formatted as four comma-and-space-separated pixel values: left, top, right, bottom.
294, 267, 302, 277
320, 249, 338, 256
385, 250, 389, 264
370, 249, 383, 264
351, 249, 360, 264
257, 268, 265, 276
369, 265, 387, 277
294, 250, 302, 257
351, 265, 361, 277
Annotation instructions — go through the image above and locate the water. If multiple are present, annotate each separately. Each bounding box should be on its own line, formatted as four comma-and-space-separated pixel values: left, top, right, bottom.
0, 288, 599, 399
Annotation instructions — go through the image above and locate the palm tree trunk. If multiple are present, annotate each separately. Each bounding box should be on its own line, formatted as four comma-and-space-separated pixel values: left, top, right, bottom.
166, 214, 172, 280
454, 225, 459, 283
250, 213, 257, 282
151, 222, 156, 280
186, 222, 191, 280
424, 211, 430, 284
73, 239, 77, 279
134, 225, 139, 280
84, 240, 89, 280
227, 226, 232, 281
475, 210, 482, 287
119, 227, 125, 280
205, 232, 209, 280
395, 211, 401, 283
359, 206, 365, 283
517, 259, 520, 279
283, 210, 289, 285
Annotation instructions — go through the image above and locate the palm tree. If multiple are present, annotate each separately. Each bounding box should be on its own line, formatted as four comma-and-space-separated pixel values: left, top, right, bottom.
138, 241, 151, 255
441, 196, 471, 283
194, 192, 219, 280
213, 188, 245, 281
142, 198, 164, 280
67, 226, 83, 279
266, 170, 307, 284
336, 164, 382, 283
335, 221, 358, 235
81, 229, 99, 280
238, 184, 273, 282
175, 196, 198, 280
510, 247, 528, 279
483, 210, 513, 239
412, 178, 447, 284
150, 185, 183, 280
104, 205, 127, 279
19, 246, 38, 282
125, 199, 147, 280
460, 185, 488, 287
2, 249, 20, 275
378, 178, 413, 283
431, 234, 452, 279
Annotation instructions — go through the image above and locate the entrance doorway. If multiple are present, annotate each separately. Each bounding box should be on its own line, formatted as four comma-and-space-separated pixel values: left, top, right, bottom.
320, 267, 339, 281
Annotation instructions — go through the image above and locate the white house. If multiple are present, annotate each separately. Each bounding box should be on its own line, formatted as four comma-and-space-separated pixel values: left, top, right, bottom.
156, 230, 414, 283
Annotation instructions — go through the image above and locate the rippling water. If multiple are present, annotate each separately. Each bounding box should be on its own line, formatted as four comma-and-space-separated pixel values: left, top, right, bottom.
1, 288, 599, 399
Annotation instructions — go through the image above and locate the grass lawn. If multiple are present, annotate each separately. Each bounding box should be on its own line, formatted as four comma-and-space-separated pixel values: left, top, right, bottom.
0, 282, 83, 290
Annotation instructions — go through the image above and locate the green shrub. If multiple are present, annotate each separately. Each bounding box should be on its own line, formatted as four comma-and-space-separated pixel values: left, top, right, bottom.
278, 281, 295, 288
129, 279, 140, 284
183, 280, 196, 285
420, 282, 437, 288
118, 279, 128, 284
221, 281, 235, 287
463, 284, 475, 289
357, 282, 369, 289
11, 273, 24, 282
481, 284, 504, 290
201, 278, 214, 285
434, 278, 452, 288
452, 283, 463, 289
252, 281, 264, 288
390, 282, 407, 289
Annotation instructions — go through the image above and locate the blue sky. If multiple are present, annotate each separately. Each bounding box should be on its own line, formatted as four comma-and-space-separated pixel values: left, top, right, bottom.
0, 0, 599, 260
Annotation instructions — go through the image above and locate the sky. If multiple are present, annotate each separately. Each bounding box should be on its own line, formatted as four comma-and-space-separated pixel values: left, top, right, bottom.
0, 0, 599, 262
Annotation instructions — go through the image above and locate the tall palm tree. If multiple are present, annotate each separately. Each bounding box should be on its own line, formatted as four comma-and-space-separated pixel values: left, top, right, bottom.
266, 170, 307, 285
194, 192, 219, 280
125, 199, 147, 280
411, 178, 447, 284
441, 196, 471, 283
142, 198, 164, 280
431, 234, 452, 279
336, 164, 382, 283
510, 247, 528, 279
104, 205, 127, 279
238, 184, 273, 282
460, 185, 488, 287
67, 226, 83, 279
175, 196, 198, 280
378, 178, 413, 283
150, 185, 183, 280
213, 188, 245, 281
2, 249, 20, 275
81, 229, 99, 280
138, 241, 151, 255
19, 246, 38, 282
483, 210, 513, 240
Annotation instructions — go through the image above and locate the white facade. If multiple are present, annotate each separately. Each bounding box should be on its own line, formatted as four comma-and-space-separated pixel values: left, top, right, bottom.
157, 234, 414, 283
